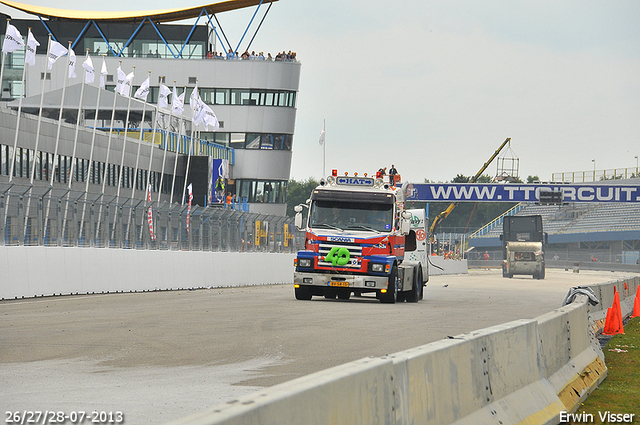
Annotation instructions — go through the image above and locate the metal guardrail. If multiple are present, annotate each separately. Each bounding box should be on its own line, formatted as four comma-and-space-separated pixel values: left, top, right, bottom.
1, 182, 302, 252
552, 167, 640, 183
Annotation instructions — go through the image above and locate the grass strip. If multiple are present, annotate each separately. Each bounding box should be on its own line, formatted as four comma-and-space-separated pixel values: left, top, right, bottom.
567, 317, 640, 424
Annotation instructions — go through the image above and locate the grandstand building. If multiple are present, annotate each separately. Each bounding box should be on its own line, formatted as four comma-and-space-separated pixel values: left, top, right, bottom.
0, 0, 299, 216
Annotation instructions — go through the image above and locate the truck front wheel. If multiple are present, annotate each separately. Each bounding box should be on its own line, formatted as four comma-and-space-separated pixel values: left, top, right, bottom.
295, 285, 313, 300
406, 267, 422, 303
380, 265, 399, 304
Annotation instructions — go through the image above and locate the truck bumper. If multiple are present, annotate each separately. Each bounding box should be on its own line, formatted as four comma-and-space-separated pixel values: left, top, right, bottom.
294, 271, 389, 290
508, 263, 543, 275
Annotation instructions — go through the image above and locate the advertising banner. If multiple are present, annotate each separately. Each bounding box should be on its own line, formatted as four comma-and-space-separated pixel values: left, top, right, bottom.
403, 183, 640, 203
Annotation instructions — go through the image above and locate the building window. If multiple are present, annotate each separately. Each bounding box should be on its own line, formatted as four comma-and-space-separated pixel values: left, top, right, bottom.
216, 132, 292, 150
237, 180, 287, 204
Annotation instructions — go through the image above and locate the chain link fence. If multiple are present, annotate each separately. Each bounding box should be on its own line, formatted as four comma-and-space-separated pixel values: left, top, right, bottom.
1, 182, 303, 252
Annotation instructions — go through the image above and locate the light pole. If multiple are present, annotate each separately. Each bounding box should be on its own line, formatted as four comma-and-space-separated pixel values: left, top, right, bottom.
592, 159, 596, 181
635, 156, 638, 177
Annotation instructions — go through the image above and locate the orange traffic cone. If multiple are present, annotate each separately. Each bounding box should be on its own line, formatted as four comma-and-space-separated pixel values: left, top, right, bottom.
602, 290, 625, 335
631, 287, 640, 319
602, 307, 615, 335
614, 291, 624, 333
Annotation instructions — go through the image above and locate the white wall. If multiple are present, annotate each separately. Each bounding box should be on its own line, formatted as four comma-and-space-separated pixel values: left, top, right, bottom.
0, 246, 294, 300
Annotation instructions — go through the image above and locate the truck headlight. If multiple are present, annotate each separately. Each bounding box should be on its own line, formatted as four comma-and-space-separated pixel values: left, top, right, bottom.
371, 263, 385, 273
298, 258, 312, 268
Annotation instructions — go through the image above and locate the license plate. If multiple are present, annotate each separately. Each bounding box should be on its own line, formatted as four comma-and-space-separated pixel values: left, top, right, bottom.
329, 281, 349, 287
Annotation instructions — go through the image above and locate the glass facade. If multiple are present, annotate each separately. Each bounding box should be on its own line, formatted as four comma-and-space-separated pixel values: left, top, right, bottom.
237, 179, 287, 204
0, 143, 178, 194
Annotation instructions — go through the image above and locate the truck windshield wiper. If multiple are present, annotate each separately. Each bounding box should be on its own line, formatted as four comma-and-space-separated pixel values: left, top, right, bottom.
311, 223, 343, 231
346, 225, 381, 233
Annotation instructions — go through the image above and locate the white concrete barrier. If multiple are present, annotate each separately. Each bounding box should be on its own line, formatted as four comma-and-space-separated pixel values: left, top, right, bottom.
163, 277, 639, 425
0, 246, 295, 300
391, 320, 563, 425
167, 357, 395, 425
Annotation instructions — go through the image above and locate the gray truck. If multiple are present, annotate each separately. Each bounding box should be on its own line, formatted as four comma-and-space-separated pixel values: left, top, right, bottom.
501, 215, 546, 279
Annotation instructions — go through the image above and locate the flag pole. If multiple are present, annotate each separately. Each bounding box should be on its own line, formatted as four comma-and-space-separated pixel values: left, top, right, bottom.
56, 42, 77, 244
115, 65, 134, 200
103, 60, 123, 244
79, 50, 100, 244
23, 34, 53, 243
0, 18, 11, 102
130, 71, 150, 201
169, 111, 185, 205
126, 71, 150, 239
169, 82, 184, 204
323, 119, 326, 177
114, 66, 134, 245
144, 98, 162, 247
156, 87, 173, 203
4, 24, 29, 235
8, 27, 32, 182
181, 81, 198, 206
96, 56, 117, 245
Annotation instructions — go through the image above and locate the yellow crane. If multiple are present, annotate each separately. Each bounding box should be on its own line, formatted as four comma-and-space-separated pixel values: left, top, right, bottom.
429, 137, 512, 241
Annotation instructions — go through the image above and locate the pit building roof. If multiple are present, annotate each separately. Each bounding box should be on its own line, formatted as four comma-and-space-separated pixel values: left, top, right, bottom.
0, 0, 277, 23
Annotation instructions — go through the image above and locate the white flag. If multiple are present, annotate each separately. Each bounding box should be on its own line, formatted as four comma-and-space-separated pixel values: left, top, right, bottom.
319, 128, 325, 146
99, 57, 108, 89
187, 183, 193, 198
158, 84, 170, 109
190, 83, 200, 112
193, 98, 205, 126
190, 85, 204, 124
82, 55, 95, 84
3, 24, 24, 53
134, 76, 150, 101
171, 86, 184, 116
116, 66, 134, 96
25, 30, 39, 66
200, 102, 219, 131
48, 40, 68, 70
68, 48, 77, 79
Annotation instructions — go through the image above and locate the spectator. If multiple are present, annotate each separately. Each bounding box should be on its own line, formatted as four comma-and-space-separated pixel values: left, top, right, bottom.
226, 192, 232, 204
215, 176, 224, 202
388, 164, 398, 186
377, 166, 387, 179
267, 53, 273, 61
484, 251, 490, 261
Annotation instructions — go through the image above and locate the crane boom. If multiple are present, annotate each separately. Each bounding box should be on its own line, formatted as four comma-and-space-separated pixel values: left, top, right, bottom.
429, 137, 512, 240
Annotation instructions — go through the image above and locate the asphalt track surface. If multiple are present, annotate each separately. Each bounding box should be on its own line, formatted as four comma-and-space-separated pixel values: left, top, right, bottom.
1, 269, 635, 424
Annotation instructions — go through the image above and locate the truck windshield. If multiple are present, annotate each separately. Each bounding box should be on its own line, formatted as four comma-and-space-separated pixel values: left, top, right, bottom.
309, 200, 393, 232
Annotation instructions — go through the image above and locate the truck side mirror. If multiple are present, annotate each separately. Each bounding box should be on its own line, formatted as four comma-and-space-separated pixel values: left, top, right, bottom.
295, 212, 304, 231
400, 218, 411, 236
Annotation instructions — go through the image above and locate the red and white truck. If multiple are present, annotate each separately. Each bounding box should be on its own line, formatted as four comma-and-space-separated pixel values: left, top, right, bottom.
293, 170, 428, 303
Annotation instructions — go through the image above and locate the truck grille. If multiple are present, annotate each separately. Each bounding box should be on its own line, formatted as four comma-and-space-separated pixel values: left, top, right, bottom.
318, 242, 362, 268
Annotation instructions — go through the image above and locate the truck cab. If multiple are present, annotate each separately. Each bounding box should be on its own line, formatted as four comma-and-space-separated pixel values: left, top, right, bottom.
501, 215, 546, 279
293, 171, 428, 303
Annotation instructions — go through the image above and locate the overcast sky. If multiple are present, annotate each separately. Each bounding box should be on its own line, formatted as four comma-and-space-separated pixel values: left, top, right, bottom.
2, 0, 639, 183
